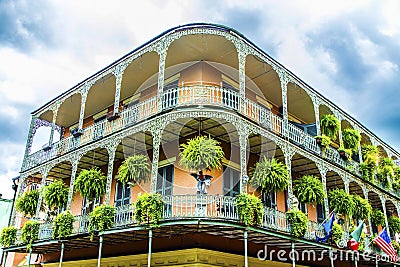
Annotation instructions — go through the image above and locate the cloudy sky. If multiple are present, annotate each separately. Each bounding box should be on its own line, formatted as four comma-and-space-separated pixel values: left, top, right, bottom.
1, 0, 399, 198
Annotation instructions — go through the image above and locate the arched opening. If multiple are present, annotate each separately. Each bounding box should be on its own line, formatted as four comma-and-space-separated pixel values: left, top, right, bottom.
56, 93, 82, 137
368, 191, 384, 234
31, 125, 51, 154
377, 145, 388, 159
319, 104, 339, 146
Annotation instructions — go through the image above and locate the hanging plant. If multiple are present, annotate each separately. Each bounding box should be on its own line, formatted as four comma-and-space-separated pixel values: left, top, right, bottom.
235, 193, 264, 226
249, 156, 289, 193
286, 209, 308, 238
328, 189, 354, 216
53, 210, 75, 239
342, 128, 361, 151
388, 216, 400, 235
314, 135, 331, 151
361, 145, 379, 165
371, 209, 385, 227
179, 135, 225, 171
21, 220, 40, 250
338, 147, 352, 161
320, 114, 340, 140
392, 167, 400, 191
332, 222, 344, 245
74, 168, 107, 201
117, 154, 150, 185
15, 189, 40, 218
134, 193, 164, 228
351, 194, 372, 221
0, 226, 17, 247
377, 158, 395, 189
293, 175, 325, 204
43, 179, 69, 211
359, 162, 376, 183
88, 205, 115, 240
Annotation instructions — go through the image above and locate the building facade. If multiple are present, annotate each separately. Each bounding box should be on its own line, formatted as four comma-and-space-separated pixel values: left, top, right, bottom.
3, 23, 400, 266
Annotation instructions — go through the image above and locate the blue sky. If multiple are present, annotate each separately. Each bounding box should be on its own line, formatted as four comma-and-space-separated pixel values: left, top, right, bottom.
1, 0, 400, 198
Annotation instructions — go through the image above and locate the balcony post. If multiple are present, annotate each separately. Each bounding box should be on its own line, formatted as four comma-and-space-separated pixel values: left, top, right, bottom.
10, 175, 27, 226
238, 125, 250, 193
112, 63, 127, 116
277, 69, 289, 135
22, 115, 38, 169
321, 170, 329, 218
48, 103, 60, 147
238, 49, 247, 114
362, 186, 373, 235
35, 167, 50, 219
148, 229, 153, 267
313, 99, 321, 136
97, 235, 103, 267
291, 241, 295, 267
150, 121, 164, 193
244, 230, 248, 267
156, 48, 167, 113
2, 251, 7, 267
66, 161, 79, 210
27, 247, 32, 267
78, 81, 94, 130
104, 143, 118, 205
59, 241, 64, 267
283, 150, 295, 209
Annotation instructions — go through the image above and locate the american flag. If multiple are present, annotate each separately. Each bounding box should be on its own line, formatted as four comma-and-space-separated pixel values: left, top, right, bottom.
373, 228, 398, 262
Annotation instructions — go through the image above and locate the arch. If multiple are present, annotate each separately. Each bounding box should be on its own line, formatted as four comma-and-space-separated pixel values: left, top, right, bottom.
348, 181, 364, 197
56, 92, 82, 128
360, 132, 371, 146
326, 170, 344, 190
31, 126, 52, 153
386, 199, 397, 218
377, 145, 388, 159
368, 191, 383, 210
84, 74, 116, 119
319, 104, 339, 144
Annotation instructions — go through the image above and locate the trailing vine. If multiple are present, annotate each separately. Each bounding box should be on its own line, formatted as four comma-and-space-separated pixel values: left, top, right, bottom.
88, 205, 115, 240
53, 210, 75, 239
21, 220, 40, 250
328, 189, 354, 216
74, 168, 107, 201
286, 209, 308, 238
320, 114, 340, 140
351, 194, 372, 221
134, 193, 164, 228
371, 209, 385, 227
293, 175, 325, 204
0, 226, 17, 247
43, 179, 69, 211
377, 158, 395, 189
15, 189, 40, 218
235, 193, 264, 226
117, 154, 150, 185
249, 156, 289, 193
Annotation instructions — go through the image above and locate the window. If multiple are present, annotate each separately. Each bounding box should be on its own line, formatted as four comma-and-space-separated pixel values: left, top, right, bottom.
115, 181, 131, 207
157, 165, 174, 196
81, 197, 100, 216
223, 167, 240, 197
316, 203, 325, 223
262, 191, 277, 209
299, 202, 307, 214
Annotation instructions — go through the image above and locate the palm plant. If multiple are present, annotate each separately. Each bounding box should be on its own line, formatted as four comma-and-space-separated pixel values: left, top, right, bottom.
74, 167, 106, 201
249, 156, 289, 193
293, 175, 325, 204
117, 154, 150, 185
320, 114, 340, 140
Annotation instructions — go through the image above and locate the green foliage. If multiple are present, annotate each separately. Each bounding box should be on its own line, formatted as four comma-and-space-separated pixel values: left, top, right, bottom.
359, 162, 377, 183
74, 168, 106, 201
293, 175, 325, 204
89, 205, 115, 240
351, 194, 372, 221
328, 189, 354, 216
117, 154, 150, 185
392, 239, 400, 254
43, 179, 69, 211
15, 189, 39, 217
315, 135, 331, 150
371, 209, 385, 227
0, 226, 17, 247
388, 216, 400, 235
53, 210, 74, 239
21, 220, 39, 250
320, 114, 340, 140
179, 135, 225, 172
338, 147, 352, 160
342, 128, 361, 151
235, 193, 264, 226
249, 156, 289, 193
134, 193, 164, 227
377, 158, 395, 189
332, 222, 344, 245
286, 209, 308, 238
392, 167, 400, 191
361, 145, 379, 165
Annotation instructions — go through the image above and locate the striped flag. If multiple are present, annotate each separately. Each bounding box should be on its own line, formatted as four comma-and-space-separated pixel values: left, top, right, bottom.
373, 228, 398, 262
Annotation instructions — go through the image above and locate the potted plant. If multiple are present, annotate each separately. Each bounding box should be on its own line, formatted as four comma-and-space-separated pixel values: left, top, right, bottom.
15, 189, 40, 218
0, 226, 17, 247
249, 156, 289, 193
21, 220, 40, 250
342, 128, 361, 151
371, 209, 385, 228
286, 209, 308, 238
88, 205, 115, 240
74, 167, 107, 201
134, 193, 164, 228
43, 179, 69, 213
351, 194, 372, 221
293, 175, 325, 205
328, 189, 354, 217
338, 147, 352, 161
388, 216, 400, 235
314, 135, 331, 153
53, 210, 75, 239
235, 193, 264, 226
320, 114, 340, 140
117, 154, 150, 185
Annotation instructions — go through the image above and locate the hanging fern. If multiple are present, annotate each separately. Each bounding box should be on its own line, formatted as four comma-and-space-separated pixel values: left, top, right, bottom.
134, 193, 164, 228
53, 210, 74, 239
377, 158, 395, 189
328, 189, 354, 216
21, 220, 40, 250
351, 194, 372, 221
286, 209, 308, 238
342, 128, 361, 151
88, 205, 115, 240
314, 135, 331, 151
371, 209, 385, 227
15, 189, 40, 218
388, 216, 400, 235
117, 154, 150, 185
293, 175, 325, 204
235, 193, 264, 226
393, 167, 400, 191
249, 156, 289, 193
179, 135, 225, 172
0, 226, 17, 247
74, 168, 107, 201
320, 114, 340, 140
361, 145, 379, 165
359, 162, 377, 183
43, 179, 69, 211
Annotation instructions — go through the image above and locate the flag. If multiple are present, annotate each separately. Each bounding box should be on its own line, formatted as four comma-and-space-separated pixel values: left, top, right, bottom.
373, 228, 398, 262
316, 212, 335, 242
347, 221, 364, 250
